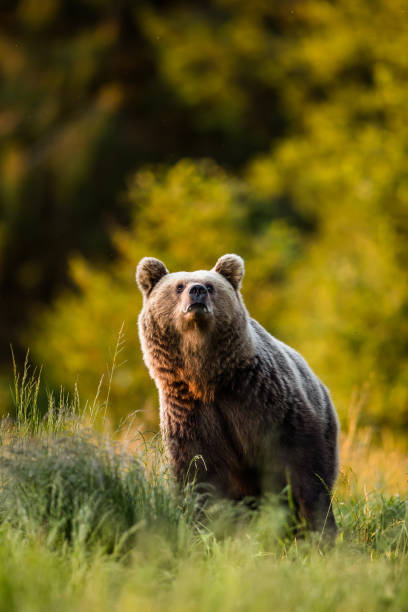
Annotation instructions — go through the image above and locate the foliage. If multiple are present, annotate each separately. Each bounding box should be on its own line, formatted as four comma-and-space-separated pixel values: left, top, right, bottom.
31, 154, 408, 429
248, 127, 408, 428
1, 0, 408, 430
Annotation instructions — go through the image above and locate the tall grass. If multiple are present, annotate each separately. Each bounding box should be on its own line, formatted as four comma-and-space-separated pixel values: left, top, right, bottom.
0, 359, 407, 611
2, 354, 199, 558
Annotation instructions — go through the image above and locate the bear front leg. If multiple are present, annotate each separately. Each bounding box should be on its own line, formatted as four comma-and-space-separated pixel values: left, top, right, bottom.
292, 474, 337, 538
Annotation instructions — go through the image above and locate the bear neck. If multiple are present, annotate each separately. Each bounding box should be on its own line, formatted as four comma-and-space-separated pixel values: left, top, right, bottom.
179, 322, 253, 399
143, 312, 255, 404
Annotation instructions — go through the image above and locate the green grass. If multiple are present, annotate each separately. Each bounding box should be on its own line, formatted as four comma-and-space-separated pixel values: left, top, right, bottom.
0, 361, 407, 611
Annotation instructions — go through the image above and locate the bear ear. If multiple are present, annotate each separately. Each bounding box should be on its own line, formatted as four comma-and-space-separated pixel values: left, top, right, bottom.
136, 257, 169, 296
213, 254, 245, 290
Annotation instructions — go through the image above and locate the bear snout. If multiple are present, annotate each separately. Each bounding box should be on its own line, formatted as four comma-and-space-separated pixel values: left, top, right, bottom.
189, 284, 208, 301
183, 284, 212, 314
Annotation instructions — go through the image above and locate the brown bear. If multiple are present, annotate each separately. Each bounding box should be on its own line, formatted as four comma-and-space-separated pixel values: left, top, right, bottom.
136, 254, 339, 533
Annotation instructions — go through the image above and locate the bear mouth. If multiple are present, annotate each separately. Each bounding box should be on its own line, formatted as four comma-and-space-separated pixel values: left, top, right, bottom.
183, 303, 210, 314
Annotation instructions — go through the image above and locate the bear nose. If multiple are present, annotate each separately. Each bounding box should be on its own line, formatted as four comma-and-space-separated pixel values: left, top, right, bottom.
189, 283, 208, 301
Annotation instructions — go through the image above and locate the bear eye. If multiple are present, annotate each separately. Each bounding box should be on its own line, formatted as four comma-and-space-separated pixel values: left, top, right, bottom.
176, 283, 184, 293
205, 283, 214, 294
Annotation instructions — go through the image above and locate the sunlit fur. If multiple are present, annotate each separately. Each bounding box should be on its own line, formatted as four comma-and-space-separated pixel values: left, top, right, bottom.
136, 254, 339, 533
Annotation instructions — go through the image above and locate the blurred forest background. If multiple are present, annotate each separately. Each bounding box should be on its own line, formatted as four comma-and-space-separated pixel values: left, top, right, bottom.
0, 0, 407, 434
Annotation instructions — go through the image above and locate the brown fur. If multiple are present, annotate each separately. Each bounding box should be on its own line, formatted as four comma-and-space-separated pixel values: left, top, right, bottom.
136, 254, 339, 533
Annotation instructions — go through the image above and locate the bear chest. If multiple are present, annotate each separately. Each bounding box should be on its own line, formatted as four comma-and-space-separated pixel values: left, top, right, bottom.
162, 395, 269, 498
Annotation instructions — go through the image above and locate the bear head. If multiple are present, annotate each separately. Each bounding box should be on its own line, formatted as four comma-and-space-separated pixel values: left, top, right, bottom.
136, 254, 253, 394
136, 254, 245, 335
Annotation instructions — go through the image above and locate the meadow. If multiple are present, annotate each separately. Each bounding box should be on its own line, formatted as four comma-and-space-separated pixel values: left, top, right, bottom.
0, 358, 407, 612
